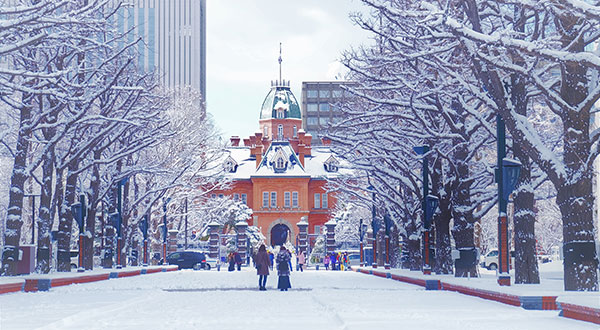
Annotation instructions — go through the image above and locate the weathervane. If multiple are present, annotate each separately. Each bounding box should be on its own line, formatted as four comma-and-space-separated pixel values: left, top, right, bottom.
278, 42, 282, 84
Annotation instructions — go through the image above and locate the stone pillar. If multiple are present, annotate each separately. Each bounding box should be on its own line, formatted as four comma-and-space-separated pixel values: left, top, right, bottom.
168, 230, 179, 253
297, 217, 309, 255
235, 221, 248, 265
325, 219, 337, 254
208, 222, 221, 259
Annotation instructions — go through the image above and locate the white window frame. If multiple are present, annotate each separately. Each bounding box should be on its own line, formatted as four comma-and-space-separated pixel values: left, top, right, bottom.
322, 193, 328, 208
293, 125, 297, 137
292, 191, 298, 207
271, 192, 277, 208
278, 124, 283, 139
314, 193, 320, 209
233, 193, 240, 202
263, 125, 268, 137
315, 225, 321, 234
284, 192, 291, 208
276, 157, 285, 169
241, 193, 247, 205
262, 192, 269, 208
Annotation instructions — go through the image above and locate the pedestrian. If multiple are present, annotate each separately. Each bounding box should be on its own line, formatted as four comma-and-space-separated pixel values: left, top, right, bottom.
343, 252, 349, 271
330, 252, 336, 271
234, 251, 242, 271
268, 251, 274, 270
276, 246, 292, 291
228, 252, 235, 272
255, 245, 270, 291
323, 253, 330, 270
297, 251, 306, 272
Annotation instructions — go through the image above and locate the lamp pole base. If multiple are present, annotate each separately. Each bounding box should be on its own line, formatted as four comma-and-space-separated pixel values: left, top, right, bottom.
498, 275, 511, 286
423, 268, 431, 275
372, 263, 377, 269
77, 267, 85, 273
384, 264, 390, 270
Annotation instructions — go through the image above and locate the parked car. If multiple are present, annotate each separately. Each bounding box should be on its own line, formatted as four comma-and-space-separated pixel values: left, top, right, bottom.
481, 249, 515, 270
347, 253, 361, 266
166, 251, 212, 270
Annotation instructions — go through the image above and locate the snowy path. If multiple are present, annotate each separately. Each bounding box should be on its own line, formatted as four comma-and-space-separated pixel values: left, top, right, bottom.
0, 268, 596, 330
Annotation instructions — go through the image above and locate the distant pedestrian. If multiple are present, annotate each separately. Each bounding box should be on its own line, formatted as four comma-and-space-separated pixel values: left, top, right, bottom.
298, 251, 306, 272
269, 251, 274, 270
255, 245, 270, 291
276, 246, 292, 291
330, 252, 336, 271
342, 252, 349, 271
228, 252, 235, 272
323, 254, 330, 270
234, 251, 242, 271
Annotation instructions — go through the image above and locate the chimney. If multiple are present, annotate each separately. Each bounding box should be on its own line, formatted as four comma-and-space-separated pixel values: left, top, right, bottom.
230, 136, 240, 146
243, 138, 251, 146
298, 143, 305, 167
255, 144, 264, 168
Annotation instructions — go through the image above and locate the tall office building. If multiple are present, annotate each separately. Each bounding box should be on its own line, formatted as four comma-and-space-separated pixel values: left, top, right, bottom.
301, 81, 355, 145
108, 0, 206, 99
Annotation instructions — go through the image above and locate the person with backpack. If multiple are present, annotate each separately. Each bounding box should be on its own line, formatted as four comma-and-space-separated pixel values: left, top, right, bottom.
255, 245, 270, 291
276, 246, 292, 291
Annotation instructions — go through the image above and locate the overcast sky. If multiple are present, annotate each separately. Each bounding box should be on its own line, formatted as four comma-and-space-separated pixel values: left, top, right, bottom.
205, 0, 372, 140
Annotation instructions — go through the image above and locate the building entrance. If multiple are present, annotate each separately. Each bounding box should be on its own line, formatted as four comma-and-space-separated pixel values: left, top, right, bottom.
271, 224, 290, 246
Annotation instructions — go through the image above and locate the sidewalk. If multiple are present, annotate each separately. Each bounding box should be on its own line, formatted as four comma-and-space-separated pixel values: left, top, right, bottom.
350, 261, 599, 325
0, 265, 178, 294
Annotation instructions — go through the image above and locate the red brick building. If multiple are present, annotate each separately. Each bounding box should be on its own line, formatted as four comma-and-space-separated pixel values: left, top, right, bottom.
213, 80, 343, 246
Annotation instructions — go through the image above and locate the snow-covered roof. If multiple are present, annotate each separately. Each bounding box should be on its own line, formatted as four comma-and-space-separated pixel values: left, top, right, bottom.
221, 141, 351, 180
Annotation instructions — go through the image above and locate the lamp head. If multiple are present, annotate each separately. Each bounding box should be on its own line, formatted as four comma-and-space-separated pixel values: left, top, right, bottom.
413, 145, 430, 155
502, 158, 521, 201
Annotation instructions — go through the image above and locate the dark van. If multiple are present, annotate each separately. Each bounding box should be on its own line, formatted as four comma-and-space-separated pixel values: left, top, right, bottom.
166, 251, 209, 270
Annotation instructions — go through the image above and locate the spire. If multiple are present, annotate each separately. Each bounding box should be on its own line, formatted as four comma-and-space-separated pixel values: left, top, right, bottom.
278, 42, 283, 83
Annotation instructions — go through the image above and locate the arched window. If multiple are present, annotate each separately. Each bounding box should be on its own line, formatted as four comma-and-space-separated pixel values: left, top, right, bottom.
278, 124, 283, 140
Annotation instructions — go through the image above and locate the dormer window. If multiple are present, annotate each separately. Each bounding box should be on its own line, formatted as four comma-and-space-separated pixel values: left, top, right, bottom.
277, 109, 284, 119
224, 156, 238, 173
324, 155, 339, 173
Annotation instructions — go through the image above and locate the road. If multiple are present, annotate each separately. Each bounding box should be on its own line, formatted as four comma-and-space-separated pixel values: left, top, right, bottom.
0, 268, 595, 330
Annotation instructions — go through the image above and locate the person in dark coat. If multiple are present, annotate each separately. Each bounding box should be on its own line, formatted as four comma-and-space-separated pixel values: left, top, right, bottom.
276, 246, 292, 291
234, 252, 242, 271
255, 245, 270, 291
330, 252, 337, 271
228, 252, 235, 272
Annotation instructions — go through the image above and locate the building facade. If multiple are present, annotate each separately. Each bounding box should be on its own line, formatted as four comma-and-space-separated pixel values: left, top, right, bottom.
213, 80, 344, 247
108, 0, 206, 98
301, 81, 355, 145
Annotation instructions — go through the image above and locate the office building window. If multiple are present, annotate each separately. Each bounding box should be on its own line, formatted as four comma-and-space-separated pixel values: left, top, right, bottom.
319, 117, 329, 125
307, 117, 318, 126
263, 192, 269, 208
319, 90, 330, 98
292, 191, 298, 207
332, 90, 342, 98
284, 192, 291, 207
271, 192, 277, 208
322, 193, 328, 208
319, 103, 329, 112
307, 90, 317, 98
307, 103, 318, 112
314, 193, 320, 209
241, 193, 247, 205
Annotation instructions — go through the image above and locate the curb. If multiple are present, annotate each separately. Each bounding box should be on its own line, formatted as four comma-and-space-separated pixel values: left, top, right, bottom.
1, 266, 178, 294
350, 267, 596, 325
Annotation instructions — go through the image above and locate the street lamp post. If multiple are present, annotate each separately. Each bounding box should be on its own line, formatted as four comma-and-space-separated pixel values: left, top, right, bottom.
70, 194, 86, 273
414, 145, 433, 275
162, 197, 171, 264
116, 178, 128, 269
139, 214, 149, 267
359, 219, 367, 267
496, 115, 522, 286
368, 185, 379, 268
23, 194, 40, 244
384, 213, 393, 269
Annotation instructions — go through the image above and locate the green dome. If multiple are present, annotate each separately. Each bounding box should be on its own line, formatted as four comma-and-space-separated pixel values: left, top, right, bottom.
260, 85, 301, 120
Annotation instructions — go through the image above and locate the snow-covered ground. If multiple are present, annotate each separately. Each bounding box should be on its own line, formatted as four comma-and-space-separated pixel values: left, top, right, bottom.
0, 267, 596, 330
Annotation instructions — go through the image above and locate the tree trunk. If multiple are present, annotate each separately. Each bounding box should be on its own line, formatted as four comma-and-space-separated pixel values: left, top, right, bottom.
1, 98, 33, 275
431, 157, 453, 274
451, 141, 477, 278
56, 162, 78, 271
511, 73, 540, 284
36, 147, 54, 274
83, 151, 102, 270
